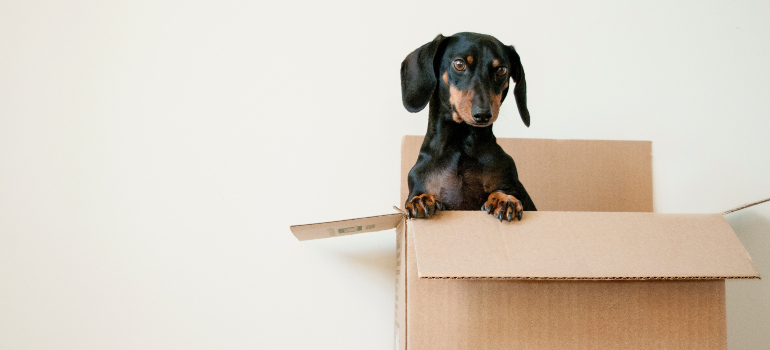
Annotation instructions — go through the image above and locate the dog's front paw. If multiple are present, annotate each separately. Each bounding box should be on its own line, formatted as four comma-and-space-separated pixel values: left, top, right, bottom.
482, 192, 524, 222
405, 193, 445, 219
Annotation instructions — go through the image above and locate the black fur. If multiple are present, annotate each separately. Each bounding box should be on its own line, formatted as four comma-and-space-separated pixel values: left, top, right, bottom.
401, 32, 536, 222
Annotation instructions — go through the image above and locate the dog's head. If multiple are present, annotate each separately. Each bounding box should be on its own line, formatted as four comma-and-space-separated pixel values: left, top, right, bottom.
401, 32, 530, 127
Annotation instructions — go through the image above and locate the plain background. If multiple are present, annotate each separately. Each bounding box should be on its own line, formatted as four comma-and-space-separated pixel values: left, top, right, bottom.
1, 0, 769, 349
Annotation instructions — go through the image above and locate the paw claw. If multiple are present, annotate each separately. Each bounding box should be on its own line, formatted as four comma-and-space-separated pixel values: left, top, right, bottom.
483, 192, 524, 223
405, 193, 442, 219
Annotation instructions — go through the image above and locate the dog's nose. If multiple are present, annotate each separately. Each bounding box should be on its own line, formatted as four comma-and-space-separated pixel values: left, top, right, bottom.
472, 111, 492, 124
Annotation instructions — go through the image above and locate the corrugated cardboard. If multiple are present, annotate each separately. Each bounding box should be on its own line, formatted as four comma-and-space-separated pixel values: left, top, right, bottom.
400, 136, 653, 213
291, 213, 403, 241
290, 136, 759, 350
411, 211, 757, 280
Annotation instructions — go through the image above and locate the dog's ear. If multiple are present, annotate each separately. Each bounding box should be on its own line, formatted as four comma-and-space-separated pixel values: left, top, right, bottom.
505, 45, 530, 127
400, 34, 446, 113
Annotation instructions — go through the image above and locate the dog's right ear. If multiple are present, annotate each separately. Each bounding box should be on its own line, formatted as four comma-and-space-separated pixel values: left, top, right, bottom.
400, 34, 446, 113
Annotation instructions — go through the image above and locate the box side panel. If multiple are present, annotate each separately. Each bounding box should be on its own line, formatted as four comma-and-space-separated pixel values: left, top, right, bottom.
400, 136, 653, 213
406, 240, 726, 350
503, 138, 653, 212
410, 211, 759, 279
395, 220, 407, 350
405, 221, 419, 348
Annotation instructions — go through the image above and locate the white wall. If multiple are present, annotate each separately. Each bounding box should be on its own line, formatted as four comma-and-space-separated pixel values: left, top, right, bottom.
1, 1, 768, 349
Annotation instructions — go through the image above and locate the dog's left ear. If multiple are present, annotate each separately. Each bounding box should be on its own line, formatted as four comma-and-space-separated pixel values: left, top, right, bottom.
505, 45, 530, 127
400, 34, 446, 113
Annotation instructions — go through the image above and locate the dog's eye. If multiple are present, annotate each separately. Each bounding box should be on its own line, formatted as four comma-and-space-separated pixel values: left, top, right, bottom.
496, 67, 507, 77
453, 59, 466, 71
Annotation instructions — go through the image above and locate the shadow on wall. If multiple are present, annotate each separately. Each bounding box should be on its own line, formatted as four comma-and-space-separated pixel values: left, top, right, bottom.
331, 235, 397, 281
300, 230, 398, 283
725, 209, 770, 349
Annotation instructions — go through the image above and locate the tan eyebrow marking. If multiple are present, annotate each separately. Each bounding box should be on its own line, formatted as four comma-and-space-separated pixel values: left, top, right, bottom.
466, 56, 473, 64
492, 59, 499, 67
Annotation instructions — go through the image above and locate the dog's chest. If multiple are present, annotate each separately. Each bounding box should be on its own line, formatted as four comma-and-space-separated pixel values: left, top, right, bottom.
424, 157, 498, 210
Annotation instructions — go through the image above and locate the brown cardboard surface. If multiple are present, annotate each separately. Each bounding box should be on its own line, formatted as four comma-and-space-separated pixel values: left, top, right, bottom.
401, 136, 653, 212
410, 211, 758, 279
291, 137, 753, 350
399, 137, 727, 349
290, 213, 403, 241
394, 221, 407, 350
404, 219, 729, 350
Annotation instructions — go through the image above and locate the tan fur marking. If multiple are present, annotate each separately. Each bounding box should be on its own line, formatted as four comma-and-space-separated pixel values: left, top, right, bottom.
503, 81, 509, 90
466, 56, 473, 64
406, 193, 441, 218
449, 84, 475, 124
442, 71, 449, 85
492, 59, 499, 67
490, 91, 502, 124
483, 191, 523, 219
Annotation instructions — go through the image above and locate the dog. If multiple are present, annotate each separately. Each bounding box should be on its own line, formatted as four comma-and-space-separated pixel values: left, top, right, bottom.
401, 32, 536, 222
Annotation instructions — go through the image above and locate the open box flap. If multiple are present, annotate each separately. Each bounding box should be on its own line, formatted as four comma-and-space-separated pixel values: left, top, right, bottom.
411, 210, 759, 280
290, 213, 404, 241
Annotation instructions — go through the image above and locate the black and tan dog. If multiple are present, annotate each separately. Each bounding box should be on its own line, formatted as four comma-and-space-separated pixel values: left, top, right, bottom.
401, 32, 536, 222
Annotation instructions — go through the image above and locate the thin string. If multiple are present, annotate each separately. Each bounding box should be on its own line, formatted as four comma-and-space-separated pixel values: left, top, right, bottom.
722, 197, 770, 215
393, 206, 408, 217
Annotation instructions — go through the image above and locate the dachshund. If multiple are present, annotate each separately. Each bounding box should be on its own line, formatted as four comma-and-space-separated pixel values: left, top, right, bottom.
401, 32, 536, 222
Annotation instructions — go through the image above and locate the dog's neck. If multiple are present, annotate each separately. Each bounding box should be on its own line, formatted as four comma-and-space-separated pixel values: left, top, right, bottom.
423, 98, 497, 157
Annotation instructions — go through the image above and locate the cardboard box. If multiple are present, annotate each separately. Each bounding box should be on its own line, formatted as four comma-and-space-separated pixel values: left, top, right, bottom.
290, 136, 759, 350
